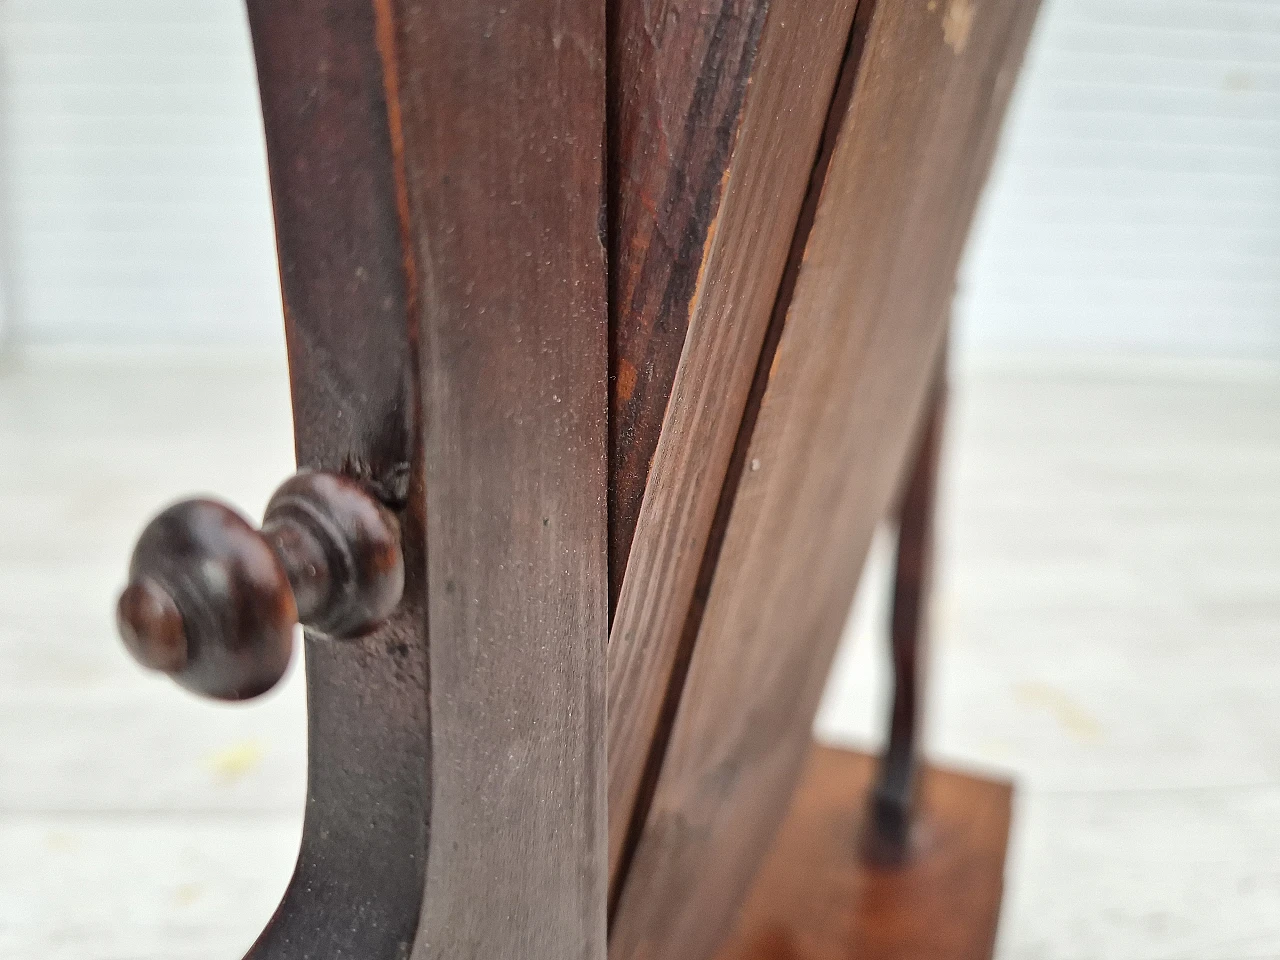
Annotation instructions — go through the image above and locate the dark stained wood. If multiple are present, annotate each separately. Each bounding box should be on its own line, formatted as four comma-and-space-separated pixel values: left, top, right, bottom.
242, 1, 610, 957
116, 471, 403, 701
248, 0, 419, 504
389, 1, 610, 958
243, 3, 433, 956
607, 0, 769, 607
872, 353, 948, 857
716, 746, 1013, 960
610, 1, 1040, 957
607, 0, 862, 887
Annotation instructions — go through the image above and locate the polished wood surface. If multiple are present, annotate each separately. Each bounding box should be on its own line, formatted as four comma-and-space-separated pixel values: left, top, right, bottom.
611, 1, 1039, 957
261, 471, 404, 640
117, 471, 403, 701
716, 746, 1013, 960
607, 0, 862, 891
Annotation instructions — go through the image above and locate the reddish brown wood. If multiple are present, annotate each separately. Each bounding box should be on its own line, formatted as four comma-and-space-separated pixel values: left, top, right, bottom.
607, 0, 861, 889
116, 471, 403, 701
716, 746, 1013, 960
117, 575, 190, 675
610, 1, 1039, 957
872, 353, 948, 857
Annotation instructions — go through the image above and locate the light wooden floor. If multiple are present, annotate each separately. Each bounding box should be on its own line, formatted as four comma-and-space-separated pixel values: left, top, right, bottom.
2, 354, 1278, 959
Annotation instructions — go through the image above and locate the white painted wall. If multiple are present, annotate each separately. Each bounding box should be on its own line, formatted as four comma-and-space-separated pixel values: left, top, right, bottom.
0, 0, 282, 347
956, 0, 1280, 360
1, 0, 1278, 357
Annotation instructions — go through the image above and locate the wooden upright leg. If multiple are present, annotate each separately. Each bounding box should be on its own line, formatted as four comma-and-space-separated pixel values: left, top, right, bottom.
871, 348, 947, 859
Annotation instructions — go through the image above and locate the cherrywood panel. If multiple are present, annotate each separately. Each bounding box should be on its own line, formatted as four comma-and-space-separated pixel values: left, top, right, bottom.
607, 0, 861, 886
389, 2, 610, 959
243, 3, 431, 956
610, 2, 1040, 958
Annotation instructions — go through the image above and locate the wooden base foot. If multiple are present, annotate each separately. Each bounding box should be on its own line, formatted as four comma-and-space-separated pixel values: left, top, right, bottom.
715, 745, 1013, 960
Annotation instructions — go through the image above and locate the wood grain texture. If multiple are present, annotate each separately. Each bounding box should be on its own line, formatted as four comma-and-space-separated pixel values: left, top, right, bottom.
715, 747, 1013, 960
607, 0, 861, 886
607, 0, 768, 606
388, 2, 610, 958
243, 3, 432, 956
610, 2, 1041, 958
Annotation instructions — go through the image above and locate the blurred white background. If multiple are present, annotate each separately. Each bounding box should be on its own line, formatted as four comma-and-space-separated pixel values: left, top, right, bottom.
2, 2, 1280, 959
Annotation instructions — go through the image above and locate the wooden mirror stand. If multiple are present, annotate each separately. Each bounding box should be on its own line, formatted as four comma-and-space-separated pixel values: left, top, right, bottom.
111, 1, 1039, 957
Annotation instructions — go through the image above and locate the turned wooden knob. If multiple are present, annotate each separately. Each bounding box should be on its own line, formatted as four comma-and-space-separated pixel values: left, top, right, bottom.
117, 470, 404, 701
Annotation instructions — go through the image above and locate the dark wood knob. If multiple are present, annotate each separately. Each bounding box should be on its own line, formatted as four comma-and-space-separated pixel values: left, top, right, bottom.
117, 470, 404, 701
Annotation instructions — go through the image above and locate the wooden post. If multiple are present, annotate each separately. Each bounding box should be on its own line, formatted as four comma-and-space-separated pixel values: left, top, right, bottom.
871, 347, 949, 860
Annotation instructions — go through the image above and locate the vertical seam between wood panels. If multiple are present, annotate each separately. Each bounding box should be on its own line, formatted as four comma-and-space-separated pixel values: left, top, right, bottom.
605, 0, 622, 622
606, 0, 882, 925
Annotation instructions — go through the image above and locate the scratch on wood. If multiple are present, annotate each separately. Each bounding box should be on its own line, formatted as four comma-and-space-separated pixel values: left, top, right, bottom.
943, 0, 975, 53
618, 358, 639, 403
